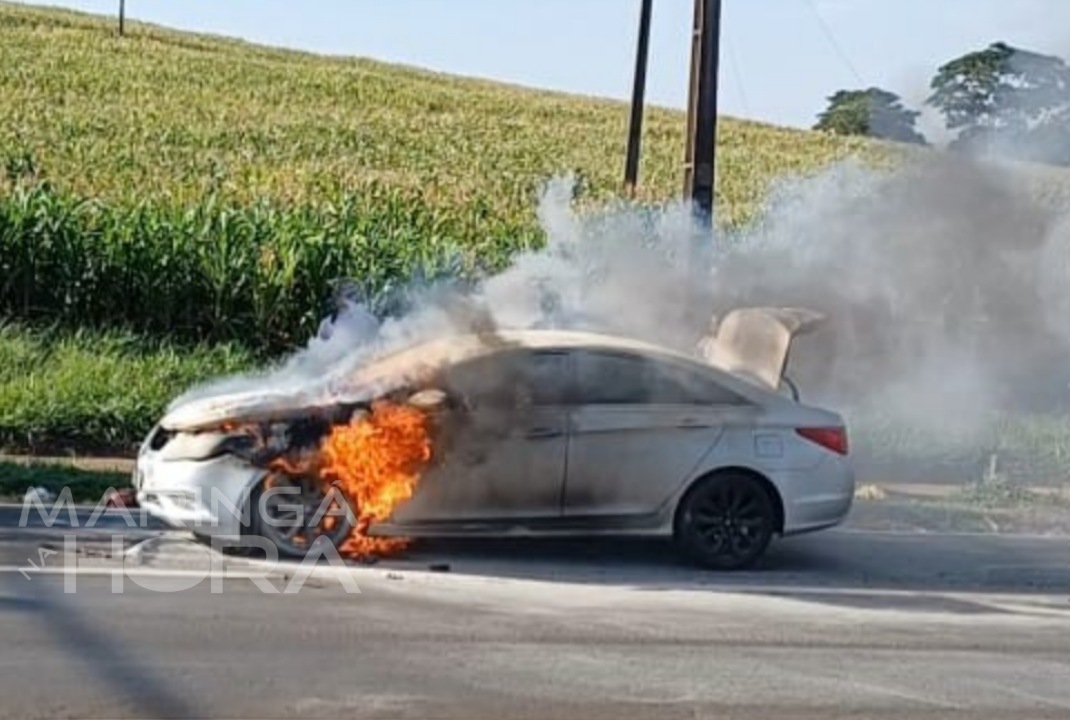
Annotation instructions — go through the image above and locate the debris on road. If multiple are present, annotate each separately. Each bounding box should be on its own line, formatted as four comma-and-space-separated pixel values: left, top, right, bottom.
855, 483, 888, 501
22, 486, 56, 505
104, 488, 139, 509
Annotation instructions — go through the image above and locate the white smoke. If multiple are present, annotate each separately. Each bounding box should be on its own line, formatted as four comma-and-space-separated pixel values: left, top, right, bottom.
170, 150, 1070, 473
167, 172, 715, 413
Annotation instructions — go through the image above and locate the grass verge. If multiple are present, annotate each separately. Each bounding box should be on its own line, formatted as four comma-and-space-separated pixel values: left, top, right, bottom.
0, 460, 130, 504
0, 323, 255, 455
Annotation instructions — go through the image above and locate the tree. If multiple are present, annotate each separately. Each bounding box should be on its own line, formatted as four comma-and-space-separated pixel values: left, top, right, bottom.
814, 88, 927, 144
927, 42, 1070, 161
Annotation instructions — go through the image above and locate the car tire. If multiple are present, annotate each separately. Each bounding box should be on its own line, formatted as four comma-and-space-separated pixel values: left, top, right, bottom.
245, 472, 355, 559
673, 471, 777, 570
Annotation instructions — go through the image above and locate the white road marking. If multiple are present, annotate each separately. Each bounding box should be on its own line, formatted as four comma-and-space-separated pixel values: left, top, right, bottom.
991, 683, 1070, 711
1, 554, 1067, 609
2, 563, 1069, 629
0, 565, 276, 579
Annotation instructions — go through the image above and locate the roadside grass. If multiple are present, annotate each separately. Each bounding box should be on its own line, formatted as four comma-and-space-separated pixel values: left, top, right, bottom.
0, 460, 130, 504
0, 323, 254, 456
952, 475, 1070, 509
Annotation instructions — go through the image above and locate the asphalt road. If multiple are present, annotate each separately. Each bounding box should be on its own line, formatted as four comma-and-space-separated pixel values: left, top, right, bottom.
1, 506, 1070, 719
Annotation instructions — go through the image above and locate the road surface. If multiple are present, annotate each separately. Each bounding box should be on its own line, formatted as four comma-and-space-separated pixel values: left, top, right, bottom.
0, 505, 1069, 719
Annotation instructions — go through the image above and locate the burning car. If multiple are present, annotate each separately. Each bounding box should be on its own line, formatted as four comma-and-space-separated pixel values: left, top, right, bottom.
134, 306, 854, 570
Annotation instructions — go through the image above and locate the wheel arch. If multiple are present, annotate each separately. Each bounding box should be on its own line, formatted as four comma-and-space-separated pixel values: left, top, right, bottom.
673, 466, 785, 536
236, 467, 270, 537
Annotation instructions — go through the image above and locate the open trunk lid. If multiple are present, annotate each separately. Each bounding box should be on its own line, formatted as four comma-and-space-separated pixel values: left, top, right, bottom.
699, 306, 826, 394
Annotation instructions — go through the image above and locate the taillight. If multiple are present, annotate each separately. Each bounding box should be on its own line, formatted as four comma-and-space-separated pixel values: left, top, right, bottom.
796, 426, 848, 455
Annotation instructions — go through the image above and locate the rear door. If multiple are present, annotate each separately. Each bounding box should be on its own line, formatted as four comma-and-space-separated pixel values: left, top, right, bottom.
389, 349, 571, 524
563, 350, 750, 518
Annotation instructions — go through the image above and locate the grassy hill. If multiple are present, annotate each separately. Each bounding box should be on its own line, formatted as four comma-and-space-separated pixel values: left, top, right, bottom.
0, 2, 896, 353
0, 2, 883, 224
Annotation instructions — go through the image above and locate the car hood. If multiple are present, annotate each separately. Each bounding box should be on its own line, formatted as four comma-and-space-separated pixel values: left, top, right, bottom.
158, 334, 491, 432
699, 306, 826, 392
159, 365, 425, 432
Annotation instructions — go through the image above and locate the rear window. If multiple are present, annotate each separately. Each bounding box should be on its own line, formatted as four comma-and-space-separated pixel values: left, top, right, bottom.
576, 351, 746, 406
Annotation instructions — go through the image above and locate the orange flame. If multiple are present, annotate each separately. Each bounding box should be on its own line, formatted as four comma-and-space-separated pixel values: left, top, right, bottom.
319, 401, 433, 557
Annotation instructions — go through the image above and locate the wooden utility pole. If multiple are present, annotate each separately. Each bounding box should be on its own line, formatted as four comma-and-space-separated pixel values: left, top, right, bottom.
118, 0, 126, 36
623, 0, 654, 197
683, 0, 722, 227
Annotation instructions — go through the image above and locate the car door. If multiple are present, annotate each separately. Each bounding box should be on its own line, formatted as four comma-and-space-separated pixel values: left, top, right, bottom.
388, 348, 571, 524
563, 349, 747, 518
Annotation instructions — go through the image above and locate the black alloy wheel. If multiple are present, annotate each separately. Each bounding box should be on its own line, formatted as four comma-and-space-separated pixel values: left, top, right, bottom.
674, 472, 777, 570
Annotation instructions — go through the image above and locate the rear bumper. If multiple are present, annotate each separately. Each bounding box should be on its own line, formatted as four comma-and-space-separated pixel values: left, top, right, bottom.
777, 455, 855, 535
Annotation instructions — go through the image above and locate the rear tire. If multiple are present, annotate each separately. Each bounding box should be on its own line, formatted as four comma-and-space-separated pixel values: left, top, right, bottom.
674, 472, 777, 570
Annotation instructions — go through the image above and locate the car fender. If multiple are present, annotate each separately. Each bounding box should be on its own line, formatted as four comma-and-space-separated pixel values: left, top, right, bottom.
656, 426, 786, 522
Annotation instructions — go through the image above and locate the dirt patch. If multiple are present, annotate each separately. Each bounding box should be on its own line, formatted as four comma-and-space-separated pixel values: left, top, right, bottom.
848, 497, 1070, 535
0, 454, 135, 473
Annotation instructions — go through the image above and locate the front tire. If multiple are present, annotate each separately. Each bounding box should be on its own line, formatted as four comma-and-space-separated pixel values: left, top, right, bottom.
674, 472, 777, 570
246, 471, 355, 559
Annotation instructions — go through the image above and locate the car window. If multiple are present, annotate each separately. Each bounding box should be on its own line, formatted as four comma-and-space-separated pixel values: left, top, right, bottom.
513, 351, 569, 406
657, 363, 749, 405
440, 350, 569, 408
576, 351, 746, 406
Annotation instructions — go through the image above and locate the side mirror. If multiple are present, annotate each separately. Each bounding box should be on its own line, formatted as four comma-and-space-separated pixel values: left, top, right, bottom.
406, 388, 449, 411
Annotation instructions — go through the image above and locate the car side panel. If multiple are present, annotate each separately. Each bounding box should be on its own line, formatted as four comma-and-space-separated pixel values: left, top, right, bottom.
387, 404, 569, 523
388, 348, 572, 524
673, 424, 856, 534
562, 405, 727, 517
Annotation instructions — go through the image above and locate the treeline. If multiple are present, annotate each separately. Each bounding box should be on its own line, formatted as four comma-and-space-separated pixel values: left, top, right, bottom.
814, 42, 1070, 165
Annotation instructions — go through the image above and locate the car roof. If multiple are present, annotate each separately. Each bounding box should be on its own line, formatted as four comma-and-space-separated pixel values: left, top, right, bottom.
355, 328, 772, 399
362, 328, 698, 369
161, 327, 792, 432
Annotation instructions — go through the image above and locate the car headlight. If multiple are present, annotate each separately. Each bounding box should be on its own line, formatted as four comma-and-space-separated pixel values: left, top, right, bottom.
158, 431, 255, 462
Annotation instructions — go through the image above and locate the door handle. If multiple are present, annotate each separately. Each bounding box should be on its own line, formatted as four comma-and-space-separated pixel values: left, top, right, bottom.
677, 417, 710, 429
526, 427, 563, 439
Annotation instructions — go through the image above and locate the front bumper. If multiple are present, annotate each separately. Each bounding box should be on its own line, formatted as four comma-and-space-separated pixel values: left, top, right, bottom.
135, 451, 263, 540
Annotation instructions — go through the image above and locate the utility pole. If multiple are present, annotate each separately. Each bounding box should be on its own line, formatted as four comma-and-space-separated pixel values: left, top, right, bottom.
623, 0, 654, 197
118, 0, 126, 36
683, 0, 722, 227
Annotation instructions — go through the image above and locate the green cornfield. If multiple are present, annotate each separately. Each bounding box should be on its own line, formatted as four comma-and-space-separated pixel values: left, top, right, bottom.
0, 182, 536, 350
0, 2, 892, 352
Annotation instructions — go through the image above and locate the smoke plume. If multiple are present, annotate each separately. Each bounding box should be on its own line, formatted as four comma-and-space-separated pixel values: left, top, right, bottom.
171, 145, 1070, 475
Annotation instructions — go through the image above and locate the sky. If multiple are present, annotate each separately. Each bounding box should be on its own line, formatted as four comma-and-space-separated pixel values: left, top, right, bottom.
12, 0, 1070, 132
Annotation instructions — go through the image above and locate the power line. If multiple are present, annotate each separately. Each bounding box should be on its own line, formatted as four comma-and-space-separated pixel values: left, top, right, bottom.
724, 33, 751, 118
801, 0, 865, 86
